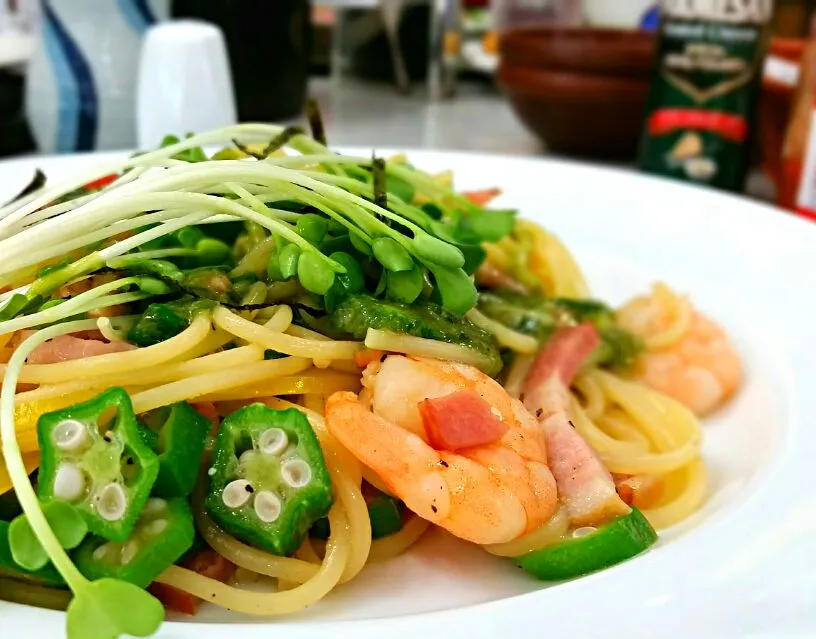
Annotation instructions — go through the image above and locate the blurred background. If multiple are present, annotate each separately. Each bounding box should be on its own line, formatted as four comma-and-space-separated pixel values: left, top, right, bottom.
0, 0, 815, 210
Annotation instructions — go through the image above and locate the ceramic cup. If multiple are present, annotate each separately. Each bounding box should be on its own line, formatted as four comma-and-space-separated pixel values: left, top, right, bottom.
583, 0, 658, 29
136, 19, 237, 151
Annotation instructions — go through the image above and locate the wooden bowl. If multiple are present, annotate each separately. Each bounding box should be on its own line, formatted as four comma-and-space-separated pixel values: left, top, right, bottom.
498, 64, 650, 157
500, 27, 656, 78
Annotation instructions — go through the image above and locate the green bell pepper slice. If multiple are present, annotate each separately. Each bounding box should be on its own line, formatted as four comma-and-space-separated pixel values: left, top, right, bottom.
0, 520, 65, 586
367, 493, 403, 539
73, 497, 194, 588
37, 388, 160, 542
140, 402, 211, 498
514, 507, 658, 581
205, 404, 333, 556
311, 489, 403, 541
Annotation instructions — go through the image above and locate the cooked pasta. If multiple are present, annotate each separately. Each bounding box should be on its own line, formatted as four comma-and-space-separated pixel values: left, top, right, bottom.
0, 123, 738, 639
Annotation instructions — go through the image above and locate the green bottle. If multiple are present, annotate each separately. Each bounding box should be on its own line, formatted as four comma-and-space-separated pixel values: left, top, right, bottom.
638, 1, 775, 192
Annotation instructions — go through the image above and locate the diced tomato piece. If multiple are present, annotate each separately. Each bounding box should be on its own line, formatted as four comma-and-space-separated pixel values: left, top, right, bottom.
148, 583, 198, 616
524, 324, 600, 390
191, 401, 220, 426
149, 549, 236, 616
185, 549, 236, 583
419, 390, 509, 451
354, 349, 385, 368
192, 402, 221, 437
462, 187, 501, 207
82, 173, 118, 191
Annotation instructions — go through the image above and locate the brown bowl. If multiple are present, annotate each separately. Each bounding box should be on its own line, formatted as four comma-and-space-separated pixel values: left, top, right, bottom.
500, 27, 656, 78
498, 64, 649, 158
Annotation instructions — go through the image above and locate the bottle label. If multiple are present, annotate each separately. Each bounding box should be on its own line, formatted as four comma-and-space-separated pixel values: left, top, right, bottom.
638, 0, 773, 192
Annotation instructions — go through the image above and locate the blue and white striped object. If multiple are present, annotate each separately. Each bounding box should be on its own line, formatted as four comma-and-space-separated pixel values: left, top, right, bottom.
25, 0, 169, 153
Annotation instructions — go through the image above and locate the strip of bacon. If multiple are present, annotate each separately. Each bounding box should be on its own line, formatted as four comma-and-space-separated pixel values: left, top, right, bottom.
419, 390, 509, 451
26, 335, 135, 365
522, 324, 630, 527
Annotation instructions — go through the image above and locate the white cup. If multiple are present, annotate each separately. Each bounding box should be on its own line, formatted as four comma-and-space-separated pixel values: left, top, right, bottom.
136, 19, 237, 151
584, 0, 658, 29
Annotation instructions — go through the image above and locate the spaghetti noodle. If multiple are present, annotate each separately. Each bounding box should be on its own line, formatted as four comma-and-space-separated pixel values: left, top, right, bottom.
0, 124, 732, 638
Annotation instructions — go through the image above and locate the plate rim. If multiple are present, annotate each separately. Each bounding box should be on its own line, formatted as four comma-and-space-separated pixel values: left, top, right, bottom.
0, 148, 814, 638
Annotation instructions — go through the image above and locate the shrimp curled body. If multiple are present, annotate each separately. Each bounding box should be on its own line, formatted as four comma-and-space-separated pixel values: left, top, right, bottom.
325, 356, 558, 545
617, 285, 742, 416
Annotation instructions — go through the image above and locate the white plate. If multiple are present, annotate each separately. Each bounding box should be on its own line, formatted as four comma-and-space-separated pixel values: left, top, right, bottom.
1, 150, 815, 638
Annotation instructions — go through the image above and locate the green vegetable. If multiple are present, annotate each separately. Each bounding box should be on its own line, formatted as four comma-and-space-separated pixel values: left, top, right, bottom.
8, 501, 87, 572
279, 244, 301, 280
514, 507, 657, 581
0, 293, 41, 322
37, 257, 73, 279
113, 257, 185, 283
386, 174, 415, 204
477, 289, 643, 370
366, 494, 403, 539
161, 134, 208, 163
427, 262, 478, 316
372, 237, 414, 272
1, 519, 66, 586
128, 298, 215, 347
73, 497, 194, 588
297, 252, 336, 295
205, 404, 333, 556
37, 388, 160, 542
182, 268, 233, 301
328, 294, 502, 376
1, 520, 65, 586
330, 252, 365, 293
311, 492, 402, 541
296, 214, 329, 246
140, 403, 211, 498
0, 319, 165, 639
386, 266, 424, 304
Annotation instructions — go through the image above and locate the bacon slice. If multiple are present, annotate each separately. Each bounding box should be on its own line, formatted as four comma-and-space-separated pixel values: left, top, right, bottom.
419, 390, 509, 451
522, 324, 630, 527
26, 335, 135, 365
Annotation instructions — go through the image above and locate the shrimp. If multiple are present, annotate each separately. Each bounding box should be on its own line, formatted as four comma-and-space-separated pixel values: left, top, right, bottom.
617, 284, 742, 416
325, 355, 558, 545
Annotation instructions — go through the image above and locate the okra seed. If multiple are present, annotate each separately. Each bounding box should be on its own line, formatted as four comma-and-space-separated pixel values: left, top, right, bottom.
53, 463, 85, 501
222, 480, 253, 508
253, 491, 282, 523
93, 543, 112, 562
259, 428, 288, 456
281, 459, 312, 488
121, 540, 139, 565
238, 450, 256, 466
97, 483, 127, 521
142, 498, 167, 518
145, 519, 168, 536
52, 419, 89, 452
